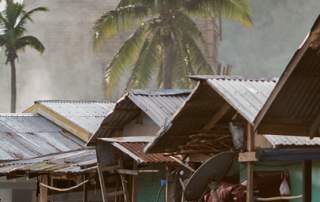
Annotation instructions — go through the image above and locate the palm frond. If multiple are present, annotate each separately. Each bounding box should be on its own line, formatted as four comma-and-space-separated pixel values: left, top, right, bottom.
130, 30, 160, 89
220, 0, 253, 28
16, 7, 49, 28
183, 34, 213, 75
156, 59, 163, 88
172, 11, 207, 52
104, 24, 149, 95
16, 35, 45, 53
93, 6, 149, 52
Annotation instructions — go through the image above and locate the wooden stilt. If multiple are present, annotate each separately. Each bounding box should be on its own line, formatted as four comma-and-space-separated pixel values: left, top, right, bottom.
83, 174, 88, 202
97, 163, 109, 202
39, 174, 48, 202
246, 122, 254, 202
132, 161, 138, 202
115, 175, 120, 202
118, 154, 130, 202
303, 160, 312, 202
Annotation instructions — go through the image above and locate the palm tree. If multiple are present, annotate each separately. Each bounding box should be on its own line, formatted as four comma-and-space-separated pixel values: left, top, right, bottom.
0, 0, 49, 112
93, 0, 252, 94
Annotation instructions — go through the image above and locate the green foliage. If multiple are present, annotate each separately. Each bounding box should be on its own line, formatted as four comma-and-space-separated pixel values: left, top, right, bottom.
0, 0, 49, 53
94, 0, 253, 94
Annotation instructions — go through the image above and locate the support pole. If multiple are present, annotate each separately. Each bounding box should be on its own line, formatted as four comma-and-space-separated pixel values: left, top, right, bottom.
39, 174, 48, 202
97, 163, 109, 202
303, 160, 312, 202
83, 174, 88, 202
118, 154, 130, 202
246, 122, 254, 202
132, 161, 138, 202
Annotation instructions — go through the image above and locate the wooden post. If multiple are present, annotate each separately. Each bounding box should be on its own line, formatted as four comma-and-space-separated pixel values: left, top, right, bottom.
97, 163, 109, 202
118, 154, 130, 202
83, 174, 88, 202
115, 175, 120, 202
246, 122, 254, 202
165, 166, 171, 202
132, 161, 138, 202
303, 161, 312, 202
39, 174, 48, 202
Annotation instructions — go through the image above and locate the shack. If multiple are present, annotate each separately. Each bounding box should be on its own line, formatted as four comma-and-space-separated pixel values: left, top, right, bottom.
89, 90, 192, 202
144, 75, 320, 202
0, 113, 84, 202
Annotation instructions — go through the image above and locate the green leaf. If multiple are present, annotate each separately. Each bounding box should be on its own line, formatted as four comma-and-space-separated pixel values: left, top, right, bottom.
104, 24, 149, 95
93, 6, 149, 51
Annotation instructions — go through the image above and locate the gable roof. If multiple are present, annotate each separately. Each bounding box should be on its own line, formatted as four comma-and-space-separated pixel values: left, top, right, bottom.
254, 14, 320, 138
87, 89, 191, 145
144, 76, 278, 153
0, 114, 84, 161
24, 100, 115, 141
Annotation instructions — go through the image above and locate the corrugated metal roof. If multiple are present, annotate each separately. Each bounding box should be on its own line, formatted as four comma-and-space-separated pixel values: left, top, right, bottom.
0, 114, 84, 161
254, 14, 320, 138
205, 76, 277, 123
33, 100, 115, 135
145, 76, 320, 153
0, 147, 96, 174
264, 135, 320, 146
144, 77, 278, 153
88, 90, 191, 145
99, 137, 174, 164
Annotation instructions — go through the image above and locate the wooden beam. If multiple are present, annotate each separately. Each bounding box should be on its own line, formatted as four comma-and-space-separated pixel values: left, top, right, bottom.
39, 174, 48, 202
257, 123, 309, 136
101, 165, 121, 172
303, 160, 312, 202
118, 155, 130, 202
238, 152, 257, 162
97, 163, 109, 202
169, 156, 195, 172
108, 169, 138, 175
115, 175, 120, 202
106, 190, 125, 197
113, 109, 141, 114
83, 174, 88, 202
132, 161, 138, 202
100, 125, 124, 130
203, 102, 231, 131
246, 122, 254, 202
309, 112, 320, 138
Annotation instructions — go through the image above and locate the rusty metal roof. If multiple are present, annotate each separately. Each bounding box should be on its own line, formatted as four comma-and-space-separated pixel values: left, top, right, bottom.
99, 137, 175, 164
0, 114, 84, 161
144, 77, 278, 153
0, 147, 96, 174
88, 90, 191, 145
254, 14, 320, 138
31, 100, 116, 135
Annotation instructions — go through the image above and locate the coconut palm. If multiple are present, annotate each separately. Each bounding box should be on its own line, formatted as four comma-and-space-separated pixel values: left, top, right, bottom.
93, 0, 252, 94
0, 0, 49, 112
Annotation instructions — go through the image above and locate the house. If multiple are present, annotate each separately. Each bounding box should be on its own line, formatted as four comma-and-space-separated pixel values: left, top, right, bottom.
0, 113, 85, 202
0, 100, 115, 202
250, 14, 320, 202
144, 75, 320, 202
88, 89, 192, 202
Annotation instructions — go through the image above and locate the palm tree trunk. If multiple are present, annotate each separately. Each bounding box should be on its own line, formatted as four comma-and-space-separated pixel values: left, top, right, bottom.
163, 34, 173, 89
10, 59, 16, 113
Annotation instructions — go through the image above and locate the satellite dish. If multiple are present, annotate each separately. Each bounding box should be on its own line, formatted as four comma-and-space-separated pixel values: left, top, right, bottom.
184, 152, 234, 202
